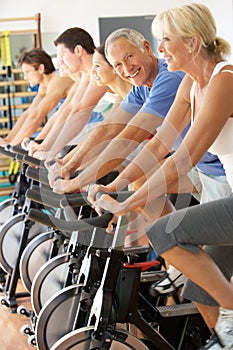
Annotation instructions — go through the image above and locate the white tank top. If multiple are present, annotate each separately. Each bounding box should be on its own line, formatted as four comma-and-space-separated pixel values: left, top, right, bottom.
190, 62, 233, 189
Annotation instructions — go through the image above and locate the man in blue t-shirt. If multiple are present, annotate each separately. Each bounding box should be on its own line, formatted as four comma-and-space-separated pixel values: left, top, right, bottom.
49, 28, 184, 191
49, 28, 225, 197
48, 28, 231, 336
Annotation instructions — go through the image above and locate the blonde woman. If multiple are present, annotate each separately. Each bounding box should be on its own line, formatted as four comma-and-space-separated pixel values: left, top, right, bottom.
92, 4, 233, 348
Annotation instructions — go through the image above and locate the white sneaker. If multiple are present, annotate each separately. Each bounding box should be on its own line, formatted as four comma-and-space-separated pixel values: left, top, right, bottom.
215, 307, 233, 348
149, 265, 186, 295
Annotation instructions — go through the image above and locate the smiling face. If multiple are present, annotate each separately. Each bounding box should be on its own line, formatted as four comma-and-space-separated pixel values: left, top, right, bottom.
106, 37, 156, 88
91, 51, 116, 86
21, 63, 43, 86
157, 33, 192, 72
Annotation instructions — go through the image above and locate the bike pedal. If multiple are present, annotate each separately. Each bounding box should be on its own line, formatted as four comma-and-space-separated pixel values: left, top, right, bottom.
157, 302, 199, 318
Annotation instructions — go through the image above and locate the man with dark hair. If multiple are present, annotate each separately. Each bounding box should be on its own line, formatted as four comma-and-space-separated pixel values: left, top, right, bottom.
18, 48, 56, 74
29, 27, 108, 159
54, 27, 96, 54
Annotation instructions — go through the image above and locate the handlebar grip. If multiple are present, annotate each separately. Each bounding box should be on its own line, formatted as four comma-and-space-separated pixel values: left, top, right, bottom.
15, 154, 24, 162
26, 185, 89, 208
28, 208, 113, 232
25, 166, 49, 185
10, 145, 28, 156
26, 188, 63, 208
60, 194, 89, 208
96, 170, 119, 185
96, 191, 134, 202
0, 146, 17, 159
23, 154, 44, 168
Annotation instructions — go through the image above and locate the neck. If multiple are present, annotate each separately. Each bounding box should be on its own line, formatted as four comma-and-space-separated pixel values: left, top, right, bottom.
82, 54, 94, 75
72, 71, 82, 82
186, 56, 218, 88
146, 55, 158, 88
42, 70, 55, 86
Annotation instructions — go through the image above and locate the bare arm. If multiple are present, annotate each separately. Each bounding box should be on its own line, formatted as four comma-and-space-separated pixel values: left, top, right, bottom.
1, 93, 44, 145
8, 75, 73, 146
33, 75, 107, 160
87, 78, 192, 202
24, 81, 78, 154
61, 103, 131, 175
51, 75, 192, 193
107, 93, 192, 192
49, 103, 123, 170
95, 72, 233, 215
31, 77, 88, 157
45, 76, 108, 159
35, 78, 76, 140
52, 109, 164, 193
26, 88, 77, 155
46, 103, 132, 187
55, 108, 164, 192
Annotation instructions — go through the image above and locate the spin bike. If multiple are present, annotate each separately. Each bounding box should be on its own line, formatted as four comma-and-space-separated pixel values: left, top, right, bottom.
27, 193, 210, 350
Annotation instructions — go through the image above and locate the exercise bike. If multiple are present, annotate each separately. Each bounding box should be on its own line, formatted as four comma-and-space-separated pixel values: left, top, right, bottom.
27, 192, 210, 350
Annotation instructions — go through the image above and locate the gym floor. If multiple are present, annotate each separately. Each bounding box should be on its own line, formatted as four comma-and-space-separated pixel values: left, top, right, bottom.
0, 280, 32, 350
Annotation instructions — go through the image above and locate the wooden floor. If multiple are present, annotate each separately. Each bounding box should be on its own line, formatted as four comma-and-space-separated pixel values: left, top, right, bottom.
0, 279, 33, 350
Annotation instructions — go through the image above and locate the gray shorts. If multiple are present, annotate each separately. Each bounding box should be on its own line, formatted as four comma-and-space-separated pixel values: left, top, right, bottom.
184, 167, 233, 305
146, 195, 233, 306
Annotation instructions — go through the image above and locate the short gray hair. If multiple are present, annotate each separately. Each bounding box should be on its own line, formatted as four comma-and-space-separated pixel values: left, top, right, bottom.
105, 28, 146, 61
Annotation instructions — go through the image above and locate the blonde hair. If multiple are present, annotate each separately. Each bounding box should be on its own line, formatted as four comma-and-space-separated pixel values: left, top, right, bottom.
152, 2, 231, 61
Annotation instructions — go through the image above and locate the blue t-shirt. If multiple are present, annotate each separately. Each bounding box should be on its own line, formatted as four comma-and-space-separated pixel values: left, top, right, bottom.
196, 152, 225, 176
121, 58, 184, 119
121, 58, 225, 177
87, 111, 104, 124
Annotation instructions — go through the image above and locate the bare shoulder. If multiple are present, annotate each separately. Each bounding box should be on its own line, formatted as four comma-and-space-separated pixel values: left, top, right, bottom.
50, 74, 74, 88
220, 64, 233, 73
210, 65, 233, 88
47, 75, 74, 97
212, 64, 233, 84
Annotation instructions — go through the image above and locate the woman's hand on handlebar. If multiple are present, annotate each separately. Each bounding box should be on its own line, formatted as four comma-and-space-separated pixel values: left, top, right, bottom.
47, 162, 71, 188
52, 177, 81, 194
21, 137, 31, 151
87, 184, 112, 205
92, 192, 129, 217
33, 148, 49, 160
26, 139, 40, 156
